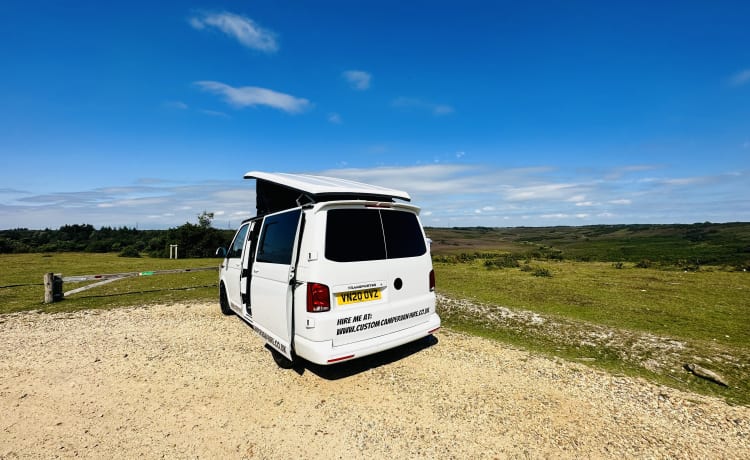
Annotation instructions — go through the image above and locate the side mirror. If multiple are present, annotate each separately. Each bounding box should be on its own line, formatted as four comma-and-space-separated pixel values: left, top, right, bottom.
215, 247, 227, 258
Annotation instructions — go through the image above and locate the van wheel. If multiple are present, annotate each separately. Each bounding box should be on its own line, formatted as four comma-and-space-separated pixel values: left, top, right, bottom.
219, 284, 233, 316
271, 349, 295, 369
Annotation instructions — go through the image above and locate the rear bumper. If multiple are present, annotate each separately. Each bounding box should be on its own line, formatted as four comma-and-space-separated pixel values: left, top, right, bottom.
294, 313, 440, 365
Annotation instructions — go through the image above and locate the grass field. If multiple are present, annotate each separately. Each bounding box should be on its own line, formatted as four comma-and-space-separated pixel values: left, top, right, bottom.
1, 251, 748, 405
0, 253, 219, 314
426, 222, 750, 267
435, 259, 750, 405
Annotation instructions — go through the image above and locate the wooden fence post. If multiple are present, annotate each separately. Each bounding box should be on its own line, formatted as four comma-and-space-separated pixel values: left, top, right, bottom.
44, 272, 54, 304
44, 273, 63, 304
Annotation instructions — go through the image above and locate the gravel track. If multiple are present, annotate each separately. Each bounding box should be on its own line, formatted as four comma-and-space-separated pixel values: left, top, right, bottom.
1, 302, 748, 459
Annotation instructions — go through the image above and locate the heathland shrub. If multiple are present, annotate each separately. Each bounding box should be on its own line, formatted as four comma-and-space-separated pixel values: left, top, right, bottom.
635, 259, 653, 269
532, 267, 553, 277
483, 254, 520, 269
118, 246, 141, 258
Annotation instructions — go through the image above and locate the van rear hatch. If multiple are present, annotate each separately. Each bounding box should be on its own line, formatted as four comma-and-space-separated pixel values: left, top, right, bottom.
320, 205, 434, 347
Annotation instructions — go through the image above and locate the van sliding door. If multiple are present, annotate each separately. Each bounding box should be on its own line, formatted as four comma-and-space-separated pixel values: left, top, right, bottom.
249, 208, 302, 359
240, 219, 262, 317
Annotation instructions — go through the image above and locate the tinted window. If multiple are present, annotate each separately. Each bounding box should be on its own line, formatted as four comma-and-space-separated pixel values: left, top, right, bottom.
325, 208, 426, 262
256, 209, 301, 264
228, 224, 249, 259
382, 210, 426, 258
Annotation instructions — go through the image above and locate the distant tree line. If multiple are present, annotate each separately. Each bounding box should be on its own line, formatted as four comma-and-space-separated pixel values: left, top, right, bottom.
0, 212, 235, 258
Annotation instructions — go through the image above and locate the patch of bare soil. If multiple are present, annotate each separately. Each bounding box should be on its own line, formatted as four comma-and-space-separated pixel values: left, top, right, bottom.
1, 302, 748, 459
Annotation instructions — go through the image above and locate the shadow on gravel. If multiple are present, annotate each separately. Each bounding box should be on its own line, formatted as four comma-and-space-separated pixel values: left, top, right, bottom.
289, 334, 439, 380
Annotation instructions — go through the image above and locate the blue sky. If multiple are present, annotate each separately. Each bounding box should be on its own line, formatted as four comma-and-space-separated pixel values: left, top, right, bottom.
1, 1, 749, 230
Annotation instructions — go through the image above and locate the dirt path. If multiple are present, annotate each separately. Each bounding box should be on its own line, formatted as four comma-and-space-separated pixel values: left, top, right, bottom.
1, 302, 748, 459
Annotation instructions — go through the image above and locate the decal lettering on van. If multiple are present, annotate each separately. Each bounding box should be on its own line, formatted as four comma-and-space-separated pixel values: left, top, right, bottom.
255, 328, 286, 354
335, 307, 430, 336
347, 282, 377, 290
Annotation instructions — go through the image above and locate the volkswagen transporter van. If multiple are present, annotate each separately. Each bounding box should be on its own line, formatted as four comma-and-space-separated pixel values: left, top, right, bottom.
217, 171, 440, 367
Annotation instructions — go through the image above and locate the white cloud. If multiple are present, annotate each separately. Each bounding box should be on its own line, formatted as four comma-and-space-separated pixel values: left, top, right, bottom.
392, 97, 454, 116
342, 70, 371, 90
729, 69, 750, 87
662, 177, 709, 186
604, 164, 661, 180
195, 81, 311, 114
189, 11, 278, 53
2, 164, 747, 230
432, 105, 454, 115
505, 183, 579, 201
199, 109, 230, 118
164, 101, 188, 110
328, 113, 343, 124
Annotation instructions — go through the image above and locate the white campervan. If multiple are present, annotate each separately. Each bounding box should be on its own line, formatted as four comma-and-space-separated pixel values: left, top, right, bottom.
218, 171, 440, 367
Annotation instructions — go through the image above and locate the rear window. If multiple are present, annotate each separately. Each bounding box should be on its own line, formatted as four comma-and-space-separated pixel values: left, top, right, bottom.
325, 208, 426, 262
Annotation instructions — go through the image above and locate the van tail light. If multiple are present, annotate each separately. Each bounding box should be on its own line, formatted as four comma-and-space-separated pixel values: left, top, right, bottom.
307, 282, 331, 312
429, 269, 436, 292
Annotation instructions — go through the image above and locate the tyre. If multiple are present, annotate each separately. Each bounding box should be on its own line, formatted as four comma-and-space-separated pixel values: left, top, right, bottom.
219, 284, 233, 316
271, 348, 295, 369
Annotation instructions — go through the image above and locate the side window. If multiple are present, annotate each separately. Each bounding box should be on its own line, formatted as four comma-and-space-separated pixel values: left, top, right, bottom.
228, 223, 249, 259
256, 209, 301, 264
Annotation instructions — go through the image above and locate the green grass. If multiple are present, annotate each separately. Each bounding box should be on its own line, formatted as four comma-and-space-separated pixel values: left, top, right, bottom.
426, 223, 750, 266
0, 253, 219, 314
437, 260, 749, 347
435, 260, 750, 405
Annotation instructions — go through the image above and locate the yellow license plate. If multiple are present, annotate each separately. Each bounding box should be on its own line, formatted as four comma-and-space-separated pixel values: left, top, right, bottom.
336, 288, 381, 305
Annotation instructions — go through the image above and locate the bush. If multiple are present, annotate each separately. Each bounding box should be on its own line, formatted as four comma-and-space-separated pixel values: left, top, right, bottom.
119, 246, 141, 258
635, 259, 653, 269
484, 254, 520, 269
433, 255, 458, 264
532, 267, 553, 277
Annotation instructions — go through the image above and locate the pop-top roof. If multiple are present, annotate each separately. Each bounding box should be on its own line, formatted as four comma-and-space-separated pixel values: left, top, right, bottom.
244, 171, 411, 216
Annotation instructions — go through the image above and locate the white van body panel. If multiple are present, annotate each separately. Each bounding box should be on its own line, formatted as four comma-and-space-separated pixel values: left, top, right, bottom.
294, 313, 440, 365
250, 260, 294, 357
219, 172, 439, 366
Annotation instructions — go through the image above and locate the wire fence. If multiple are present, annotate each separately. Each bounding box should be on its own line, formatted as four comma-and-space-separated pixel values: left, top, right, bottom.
42, 267, 219, 303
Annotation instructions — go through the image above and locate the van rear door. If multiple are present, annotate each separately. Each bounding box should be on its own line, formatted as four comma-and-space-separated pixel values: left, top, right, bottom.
249, 208, 302, 360
322, 206, 433, 347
